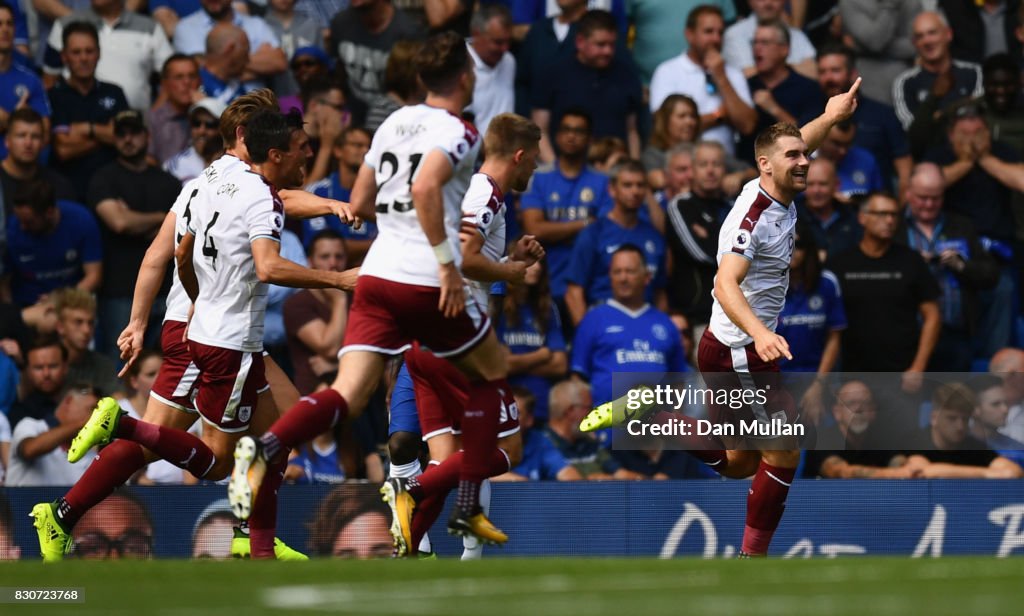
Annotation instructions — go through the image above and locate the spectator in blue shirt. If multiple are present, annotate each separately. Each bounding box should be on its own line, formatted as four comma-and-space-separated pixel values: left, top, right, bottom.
198, 24, 254, 106
531, 10, 643, 163
304, 127, 376, 266
571, 244, 687, 406
2, 179, 102, 308
542, 378, 642, 479
816, 120, 885, 200
776, 226, 847, 422
969, 375, 1024, 468
150, 0, 201, 39
0, 2, 51, 161
778, 227, 847, 374
286, 428, 347, 484
520, 108, 612, 316
495, 386, 581, 481
565, 159, 666, 325
173, 0, 287, 83
495, 260, 567, 421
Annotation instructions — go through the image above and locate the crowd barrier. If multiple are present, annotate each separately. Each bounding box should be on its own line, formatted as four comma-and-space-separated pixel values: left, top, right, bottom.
3, 480, 1024, 559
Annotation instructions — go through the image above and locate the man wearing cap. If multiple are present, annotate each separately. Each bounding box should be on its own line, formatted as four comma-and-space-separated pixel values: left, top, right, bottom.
86, 109, 182, 358
148, 53, 201, 166
164, 97, 225, 182
277, 46, 330, 115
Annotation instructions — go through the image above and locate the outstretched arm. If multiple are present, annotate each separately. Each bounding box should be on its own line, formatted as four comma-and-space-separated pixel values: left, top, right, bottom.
118, 212, 177, 375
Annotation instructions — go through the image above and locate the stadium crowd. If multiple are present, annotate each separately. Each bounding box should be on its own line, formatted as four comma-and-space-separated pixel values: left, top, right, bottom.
1, 0, 1023, 489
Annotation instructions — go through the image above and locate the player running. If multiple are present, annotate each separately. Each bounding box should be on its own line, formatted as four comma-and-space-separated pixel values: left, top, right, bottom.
384, 113, 544, 558
28, 90, 354, 562
581, 78, 863, 557
29, 106, 356, 560
229, 32, 517, 550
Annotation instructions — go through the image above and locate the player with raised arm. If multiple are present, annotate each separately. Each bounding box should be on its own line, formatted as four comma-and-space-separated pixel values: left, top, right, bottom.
384, 113, 545, 559
581, 78, 863, 557
27, 90, 355, 562
230, 31, 518, 551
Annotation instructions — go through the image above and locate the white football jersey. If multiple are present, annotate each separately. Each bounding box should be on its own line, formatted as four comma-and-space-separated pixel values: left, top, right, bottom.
164, 177, 201, 324
709, 179, 797, 348
186, 155, 283, 352
359, 104, 481, 287
461, 173, 507, 307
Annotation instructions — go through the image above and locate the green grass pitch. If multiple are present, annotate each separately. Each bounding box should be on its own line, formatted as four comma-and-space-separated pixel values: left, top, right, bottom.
2, 557, 1023, 615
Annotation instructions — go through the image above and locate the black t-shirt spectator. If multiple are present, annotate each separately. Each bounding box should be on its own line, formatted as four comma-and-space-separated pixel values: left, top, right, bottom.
923, 139, 1019, 241
532, 54, 644, 143
48, 80, 130, 201
742, 70, 821, 160
904, 428, 1000, 467
796, 201, 863, 263
86, 162, 181, 299
665, 193, 724, 323
0, 303, 31, 356
829, 244, 941, 371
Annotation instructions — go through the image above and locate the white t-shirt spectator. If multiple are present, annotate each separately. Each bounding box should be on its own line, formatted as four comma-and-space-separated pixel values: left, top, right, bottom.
6, 417, 96, 486
722, 15, 816, 74
649, 53, 753, 155
465, 43, 515, 136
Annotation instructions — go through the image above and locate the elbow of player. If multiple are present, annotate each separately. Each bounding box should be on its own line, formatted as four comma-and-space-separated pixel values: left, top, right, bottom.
254, 261, 277, 284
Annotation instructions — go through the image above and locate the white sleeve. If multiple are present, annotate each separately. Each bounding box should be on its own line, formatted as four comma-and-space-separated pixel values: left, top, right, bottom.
244, 185, 284, 243
461, 180, 500, 239
437, 118, 480, 168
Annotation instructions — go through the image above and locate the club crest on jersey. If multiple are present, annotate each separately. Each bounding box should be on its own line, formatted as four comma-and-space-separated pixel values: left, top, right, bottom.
651, 324, 669, 341
733, 229, 751, 250
809, 295, 823, 311
238, 406, 252, 423
580, 188, 595, 203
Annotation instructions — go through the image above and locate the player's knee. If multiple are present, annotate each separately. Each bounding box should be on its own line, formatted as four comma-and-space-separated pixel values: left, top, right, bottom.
761, 449, 800, 469
203, 456, 234, 482
388, 431, 421, 465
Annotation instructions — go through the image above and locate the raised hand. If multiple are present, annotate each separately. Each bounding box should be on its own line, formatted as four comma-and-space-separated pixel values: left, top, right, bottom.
824, 77, 861, 124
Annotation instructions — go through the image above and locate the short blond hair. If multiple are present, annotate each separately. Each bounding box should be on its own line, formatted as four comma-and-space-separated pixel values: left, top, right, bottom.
53, 287, 96, 318
483, 113, 541, 159
220, 88, 279, 147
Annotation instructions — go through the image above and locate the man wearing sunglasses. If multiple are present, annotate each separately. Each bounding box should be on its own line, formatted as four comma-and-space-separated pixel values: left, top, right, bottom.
165, 98, 226, 182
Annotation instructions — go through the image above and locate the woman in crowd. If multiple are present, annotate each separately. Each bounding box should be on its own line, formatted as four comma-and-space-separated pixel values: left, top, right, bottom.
643, 94, 755, 196
494, 259, 568, 423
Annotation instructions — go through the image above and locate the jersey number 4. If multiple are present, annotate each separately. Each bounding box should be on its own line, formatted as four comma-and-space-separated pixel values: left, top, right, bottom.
375, 151, 422, 214
202, 212, 220, 269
